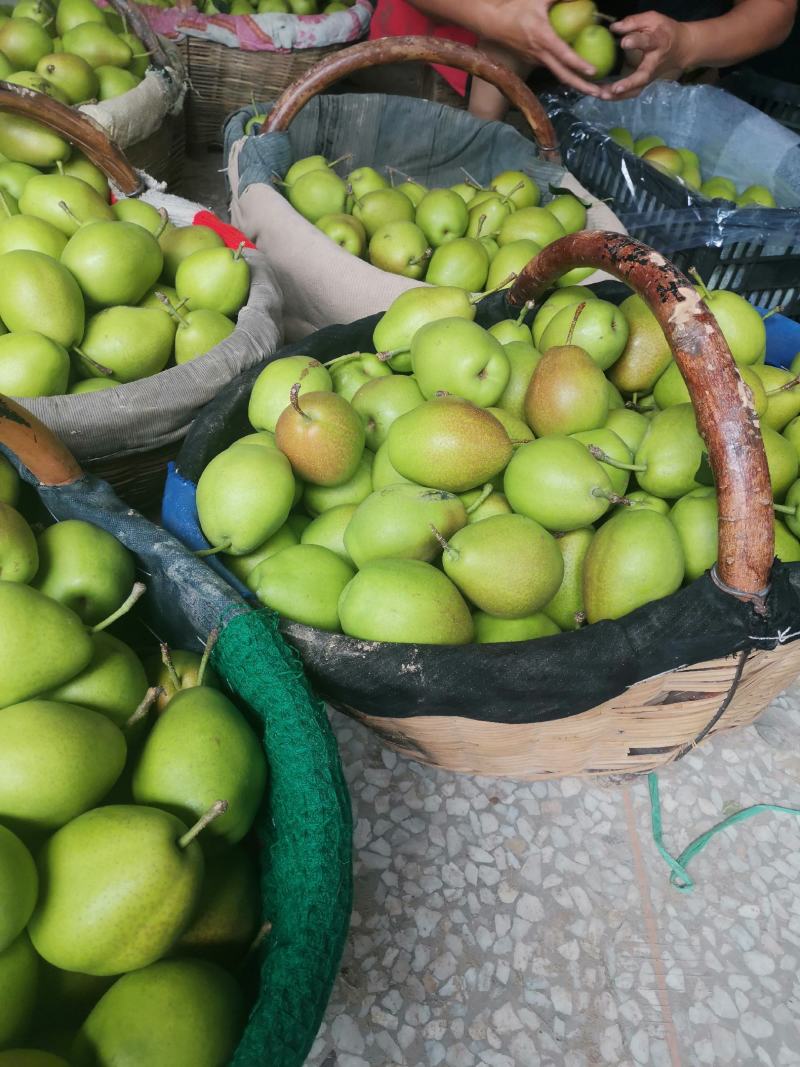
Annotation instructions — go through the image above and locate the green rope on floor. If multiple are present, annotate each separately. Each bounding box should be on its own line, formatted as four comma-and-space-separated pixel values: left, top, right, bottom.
648, 772, 800, 892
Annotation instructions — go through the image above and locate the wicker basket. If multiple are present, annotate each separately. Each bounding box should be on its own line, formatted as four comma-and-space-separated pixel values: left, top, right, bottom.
0, 396, 352, 1067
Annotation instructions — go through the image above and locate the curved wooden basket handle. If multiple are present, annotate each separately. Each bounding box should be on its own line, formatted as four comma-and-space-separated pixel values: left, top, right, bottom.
0, 84, 142, 196
0, 395, 83, 487
105, 0, 172, 71
264, 36, 558, 159
508, 231, 774, 601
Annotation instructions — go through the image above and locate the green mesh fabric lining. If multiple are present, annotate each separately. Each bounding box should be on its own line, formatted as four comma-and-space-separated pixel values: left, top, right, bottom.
214, 609, 353, 1067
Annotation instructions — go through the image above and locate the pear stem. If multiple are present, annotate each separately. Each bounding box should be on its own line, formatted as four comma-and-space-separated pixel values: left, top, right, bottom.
154, 207, 169, 239
289, 382, 310, 419
73, 348, 115, 378
429, 523, 459, 560
591, 487, 634, 506
0, 194, 12, 219
766, 374, 800, 395
574, 610, 587, 627
625, 396, 656, 413
465, 483, 494, 514
327, 153, 352, 170
177, 800, 229, 849
195, 540, 231, 557
408, 248, 433, 266
515, 300, 535, 327
58, 199, 83, 226
459, 166, 483, 190
472, 274, 516, 303
588, 444, 647, 472
91, 581, 146, 633
565, 301, 586, 346
376, 349, 403, 363
475, 213, 487, 239
160, 642, 181, 691
232, 241, 245, 262
774, 502, 796, 515
689, 267, 711, 301
125, 685, 164, 730
156, 290, 187, 324
239, 919, 274, 970
197, 627, 219, 688
501, 179, 525, 203
55, 160, 64, 175
761, 305, 784, 322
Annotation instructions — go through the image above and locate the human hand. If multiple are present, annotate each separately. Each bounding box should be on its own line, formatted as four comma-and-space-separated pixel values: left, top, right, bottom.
605, 11, 692, 100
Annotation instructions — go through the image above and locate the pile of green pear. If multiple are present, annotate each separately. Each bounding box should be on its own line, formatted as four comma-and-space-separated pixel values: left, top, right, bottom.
195, 273, 800, 646
0, 460, 267, 1064
191, 0, 354, 17
548, 0, 617, 79
0, 155, 250, 397
268, 152, 594, 292
608, 127, 777, 207
0, 0, 152, 106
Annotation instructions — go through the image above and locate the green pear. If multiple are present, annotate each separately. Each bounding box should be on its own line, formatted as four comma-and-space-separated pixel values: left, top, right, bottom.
0, 113, 70, 166
0, 212, 67, 257
251, 543, 354, 631
372, 285, 475, 370
642, 145, 683, 176
0, 501, 38, 582
738, 184, 776, 208
19, 173, 113, 235
29, 804, 209, 975
140, 284, 181, 314
488, 319, 532, 345
583, 508, 684, 622
762, 424, 798, 499
0, 582, 92, 709
783, 414, 800, 463
545, 193, 587, 234
68, 376, 118, 393
654, 359, 766, 416
680, 161, 702, 190
221, 522, 297, 585
6, 72, 69, 104
37, 51, 97, 101
0, 455, 19, 507
490, 170, 540, 209
0, 1051, 68, 1065
571, 427, 635, 495
532, 285, 597, 347
113, 198, 167, 235
75, 306, 175, 382
316, 212, 366, 257
58, 155, 109, 198
144, 648, 219, 716
196, 444, 295, 555
329, 352, 392, 402
700, 287, 765, 365
61, 23, 131, 67
0, 934, 38, 1046
371, 440, 412, 489
465, 194, 512, 240
173, 308, 235, 364
474, 611, 559, 642
388, 396, 512, 492
486, 407, 533, 444
485, 238, 541, 291
525, 344, 609, 436
32, 518, 134, 626
414, 188, 468, 246
609, 293, 672, 394
440, 513, 563, 617
95, 64, 139, 99
634, 404, 708, 499
0, 824, 37, 952
775, 518, 800, 561
504, 436, 614, 531
249, 355, 332, 432
539, 299, 629, 370
542, 526, 593, 630
751, 364, 800, 430
0, 699, 125, 836
0, 249, 83, 346
351, 188, 415, 239
343, 484, 467, 567
283, 154, 329, 185
287, 168, 347, 223
351, 373, 424, 450
301, 503, 357, 564
0, 17, 52, 67
0, 162, 40, 201
623, 490, 670, 514
303, 450, 373, 515
71, 958, 243, 1067
460, 485, 512, 523
497, 206, 565, 248
701, 175, 737, 201
12, 0, 55, 30
548, 0, 596, 41
119, 31, 149, 78
56, 0, 105, 35
411, 318, 510, 406
133, 687, 267, 845
0, 51, 14, 80
604, 407, 650, 454
61, 219, 163, 306
669, 487, 717, 582
176, 846, 259, 965
634, 134, 665, 156
159, 224, 224, 284
606, 379, 624, 409
338, 559, 473, 644
275, 390, 365, 487
346, 166, 388, 199
175, 245, 249, 318
449, 181, 476, 205
368, 220, 430, 279
425, 237, 489, 290
44, 631, 147, 728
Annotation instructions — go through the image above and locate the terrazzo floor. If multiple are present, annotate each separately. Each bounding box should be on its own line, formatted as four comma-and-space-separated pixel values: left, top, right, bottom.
305, 689, 800, 1067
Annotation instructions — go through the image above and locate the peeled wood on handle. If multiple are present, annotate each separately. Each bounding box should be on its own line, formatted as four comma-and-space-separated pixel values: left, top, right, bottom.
0, 395, 83, 487
508, 231, 774, 600
0, 84, 142, 195
105, 0, 171, 70
264, 35, 558, 159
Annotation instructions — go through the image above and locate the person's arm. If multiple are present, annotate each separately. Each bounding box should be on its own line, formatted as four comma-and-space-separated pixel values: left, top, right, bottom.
609, 0, 797, 99
406, 0, 605, 96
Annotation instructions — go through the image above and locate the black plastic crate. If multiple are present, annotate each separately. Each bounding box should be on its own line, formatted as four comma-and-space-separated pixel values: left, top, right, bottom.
547, 89, 800, 314
722, 69, 800, 136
